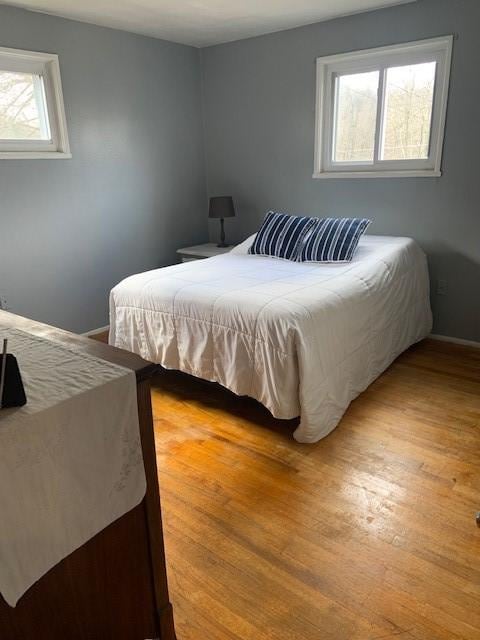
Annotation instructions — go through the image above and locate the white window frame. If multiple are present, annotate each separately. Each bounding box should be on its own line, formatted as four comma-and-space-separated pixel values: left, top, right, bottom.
0, 46, 71, 159
313, 36, 453, 179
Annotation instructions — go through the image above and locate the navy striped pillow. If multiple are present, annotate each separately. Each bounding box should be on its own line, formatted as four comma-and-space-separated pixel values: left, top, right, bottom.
300, 218, 371, 263
248, 212, 316, 261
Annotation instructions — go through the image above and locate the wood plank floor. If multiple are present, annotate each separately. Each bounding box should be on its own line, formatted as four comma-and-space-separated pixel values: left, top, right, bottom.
98, 334, 480, 639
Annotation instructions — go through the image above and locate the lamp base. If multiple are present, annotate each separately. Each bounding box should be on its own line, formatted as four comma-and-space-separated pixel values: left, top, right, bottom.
218, 218, 230, 248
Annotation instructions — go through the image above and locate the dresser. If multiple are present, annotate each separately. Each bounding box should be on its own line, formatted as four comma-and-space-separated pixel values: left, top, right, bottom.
0, 310, 176, 640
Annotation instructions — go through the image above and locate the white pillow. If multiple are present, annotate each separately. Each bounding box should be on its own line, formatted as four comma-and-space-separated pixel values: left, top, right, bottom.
230, 234, 257, 254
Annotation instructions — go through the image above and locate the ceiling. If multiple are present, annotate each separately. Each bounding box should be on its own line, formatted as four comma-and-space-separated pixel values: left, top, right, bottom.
1, 0, 416, 47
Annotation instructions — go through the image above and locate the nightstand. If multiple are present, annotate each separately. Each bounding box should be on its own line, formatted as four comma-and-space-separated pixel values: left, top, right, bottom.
176, 243, 232, 263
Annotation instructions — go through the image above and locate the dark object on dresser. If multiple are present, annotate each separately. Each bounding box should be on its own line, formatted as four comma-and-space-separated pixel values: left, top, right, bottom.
0, 340, 27, 408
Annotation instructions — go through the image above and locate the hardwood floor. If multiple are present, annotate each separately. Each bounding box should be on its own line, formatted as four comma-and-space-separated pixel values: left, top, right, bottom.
96, 334, 480, 639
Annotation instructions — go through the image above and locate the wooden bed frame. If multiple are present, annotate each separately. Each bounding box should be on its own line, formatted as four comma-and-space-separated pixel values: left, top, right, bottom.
0, 311, 176, 640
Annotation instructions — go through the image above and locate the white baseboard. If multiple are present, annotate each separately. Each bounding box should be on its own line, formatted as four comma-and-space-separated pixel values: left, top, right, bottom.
83, 325, 109, 337
429, 333, 480, 349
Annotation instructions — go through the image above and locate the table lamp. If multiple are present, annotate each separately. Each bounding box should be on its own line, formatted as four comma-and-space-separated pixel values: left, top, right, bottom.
209, 196, 235, 247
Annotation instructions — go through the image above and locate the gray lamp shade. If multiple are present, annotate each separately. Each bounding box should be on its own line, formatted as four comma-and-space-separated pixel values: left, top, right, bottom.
209, 196, 235, 219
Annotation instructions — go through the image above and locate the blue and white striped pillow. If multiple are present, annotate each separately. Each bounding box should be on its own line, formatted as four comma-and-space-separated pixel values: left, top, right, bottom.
299, 218, 371, 263
248, 212, 316, 261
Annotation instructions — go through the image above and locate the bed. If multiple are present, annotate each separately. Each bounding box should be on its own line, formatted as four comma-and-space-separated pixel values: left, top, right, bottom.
109, 234, 432, 443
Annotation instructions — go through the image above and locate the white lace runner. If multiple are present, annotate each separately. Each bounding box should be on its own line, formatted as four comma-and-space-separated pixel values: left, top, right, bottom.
0, 326, 146, 607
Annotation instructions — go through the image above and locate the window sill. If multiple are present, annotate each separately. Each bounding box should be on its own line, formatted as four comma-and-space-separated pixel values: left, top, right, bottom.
312, 169, 441, 179
0, 151, 72, 160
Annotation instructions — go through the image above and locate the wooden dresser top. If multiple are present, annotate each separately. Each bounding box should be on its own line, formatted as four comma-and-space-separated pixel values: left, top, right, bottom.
0, 310, 157, 382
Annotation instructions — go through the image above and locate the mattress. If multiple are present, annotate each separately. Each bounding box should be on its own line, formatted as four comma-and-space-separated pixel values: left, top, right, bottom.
109, 235, 432, 443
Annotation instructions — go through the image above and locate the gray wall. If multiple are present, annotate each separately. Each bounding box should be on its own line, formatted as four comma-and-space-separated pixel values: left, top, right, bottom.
201, 0, 480, 342
0, 5, 207, 333
1, 1, 478, 341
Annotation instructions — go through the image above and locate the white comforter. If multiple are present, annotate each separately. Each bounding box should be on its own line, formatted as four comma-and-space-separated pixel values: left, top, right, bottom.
109, 235, 432, 443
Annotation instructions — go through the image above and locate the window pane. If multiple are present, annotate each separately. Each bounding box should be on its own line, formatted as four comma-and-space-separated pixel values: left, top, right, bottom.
0, 70, 50, 140
333, 71, 379, 163
381, 61, 436, 160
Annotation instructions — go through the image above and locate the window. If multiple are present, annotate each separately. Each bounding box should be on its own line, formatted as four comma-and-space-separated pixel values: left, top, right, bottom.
314, 36, 453, 178
0, 46, 70, 159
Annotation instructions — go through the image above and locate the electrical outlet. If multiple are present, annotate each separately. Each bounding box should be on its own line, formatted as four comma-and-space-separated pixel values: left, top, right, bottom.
437, 279, 448, 296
